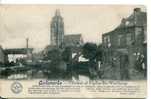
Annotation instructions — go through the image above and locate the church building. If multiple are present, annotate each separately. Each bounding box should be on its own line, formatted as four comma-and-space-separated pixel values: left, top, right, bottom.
50, 9, 64, 47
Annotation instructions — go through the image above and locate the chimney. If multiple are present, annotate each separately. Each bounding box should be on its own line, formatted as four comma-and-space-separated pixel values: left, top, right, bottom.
134, 8, 141, 12
26, 38, 29, 49
133, 8, 141, 25
121, 18, 126, 23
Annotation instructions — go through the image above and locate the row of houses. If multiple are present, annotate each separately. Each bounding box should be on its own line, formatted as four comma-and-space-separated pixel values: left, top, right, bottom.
102, 8, 147, 80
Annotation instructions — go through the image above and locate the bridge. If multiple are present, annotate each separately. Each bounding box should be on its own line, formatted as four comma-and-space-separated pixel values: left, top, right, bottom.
4, 48, 33, 54
2, 48, 33, 63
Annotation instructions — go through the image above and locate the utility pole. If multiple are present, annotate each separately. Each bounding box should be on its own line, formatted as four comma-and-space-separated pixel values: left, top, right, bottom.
26, 38, 29, 59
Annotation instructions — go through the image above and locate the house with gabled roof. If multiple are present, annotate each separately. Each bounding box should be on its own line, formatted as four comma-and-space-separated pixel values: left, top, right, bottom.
102, 8, 147, 80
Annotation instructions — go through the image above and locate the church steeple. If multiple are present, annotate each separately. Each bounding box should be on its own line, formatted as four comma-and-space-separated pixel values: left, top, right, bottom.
55, 9, 61, 16
50, 9, 64, 47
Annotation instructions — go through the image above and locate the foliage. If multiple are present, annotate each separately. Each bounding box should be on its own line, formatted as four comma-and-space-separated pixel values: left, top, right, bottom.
46, 48, 62, 62
82, 43, 97, 61
96, 44, 103, 61
62, 47, 72, 63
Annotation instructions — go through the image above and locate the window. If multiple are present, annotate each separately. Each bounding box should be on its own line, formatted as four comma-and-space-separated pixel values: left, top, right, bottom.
118, 35, 122, 46
126, 33, 132, 45
144, 26, 147, 42
135, 27, 144, 44
125, 21, 130, 26
103, 35, 111, 48
107, 36, 111, 47
135, 27, 142, 37
103, 36, 107, 45
107, 36, 110, 43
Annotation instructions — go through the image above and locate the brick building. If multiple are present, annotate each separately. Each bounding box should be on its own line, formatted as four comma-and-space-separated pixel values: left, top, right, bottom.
102, 8, 147, 80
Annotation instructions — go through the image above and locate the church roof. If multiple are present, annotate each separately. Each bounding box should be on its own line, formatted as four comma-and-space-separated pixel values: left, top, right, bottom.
63, 34, 83, 47
64, 34, 82, 41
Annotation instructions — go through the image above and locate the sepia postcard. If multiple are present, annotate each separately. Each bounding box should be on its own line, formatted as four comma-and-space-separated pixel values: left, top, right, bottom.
0, 5, 147, 98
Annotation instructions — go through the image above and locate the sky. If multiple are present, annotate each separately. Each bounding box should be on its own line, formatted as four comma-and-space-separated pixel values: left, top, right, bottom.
0, 5, 146, 52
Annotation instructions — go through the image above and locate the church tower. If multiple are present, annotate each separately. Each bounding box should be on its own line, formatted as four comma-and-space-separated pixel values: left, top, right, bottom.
50, 9, 64, 47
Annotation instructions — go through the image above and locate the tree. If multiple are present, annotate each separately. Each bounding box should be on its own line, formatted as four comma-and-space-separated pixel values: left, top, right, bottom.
82, 43, 97, 61
46, 48, 62, 61
45, 48, 65, 79
44, 48, 62, 71
62, 46, 72, 63
96, 44, 103, 62
82, 43, 104, 79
